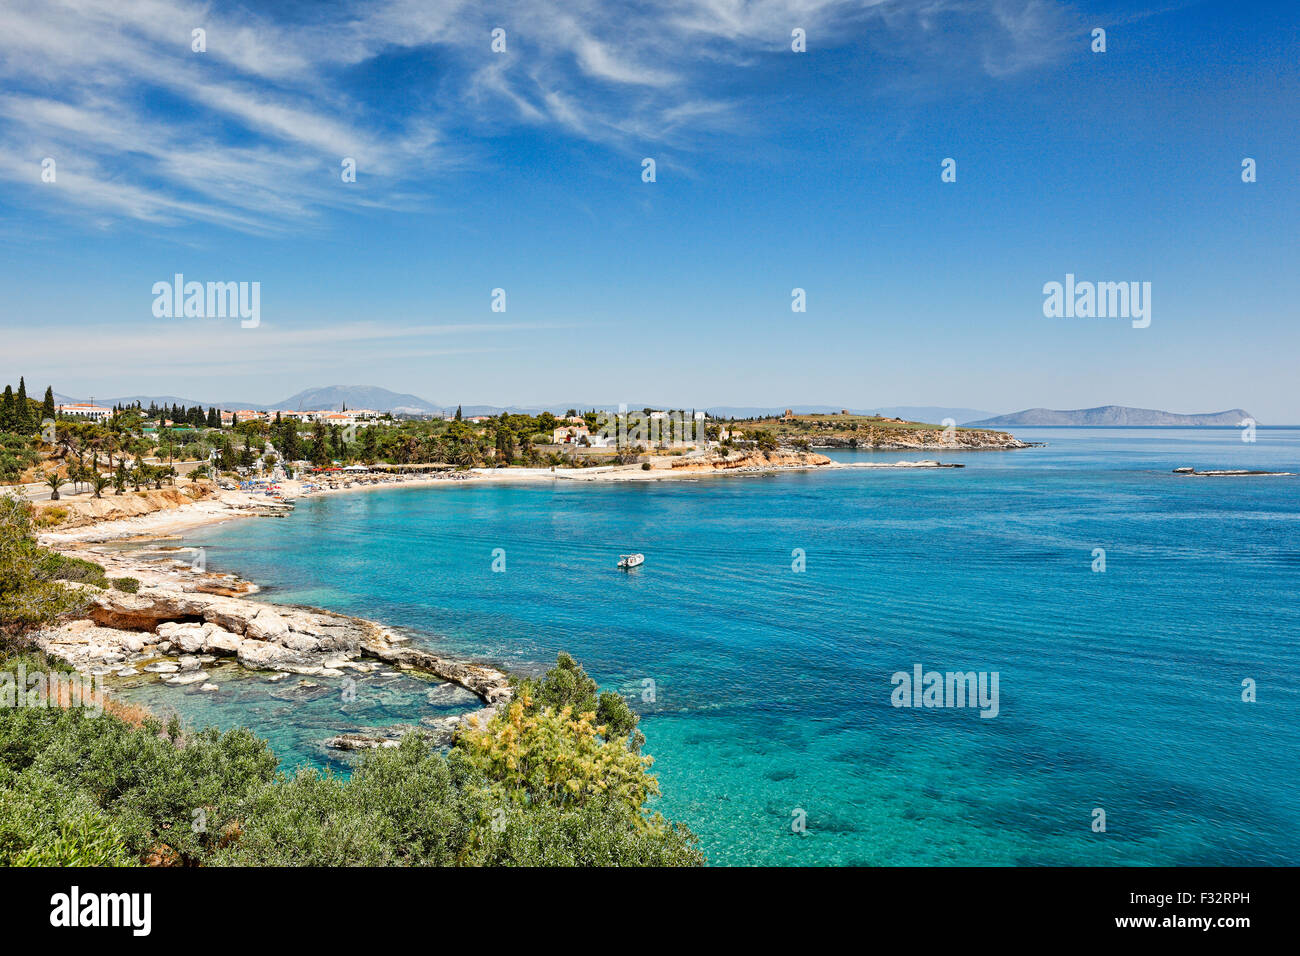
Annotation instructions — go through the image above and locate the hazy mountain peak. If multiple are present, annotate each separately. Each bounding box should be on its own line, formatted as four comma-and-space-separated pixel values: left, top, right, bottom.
271, 385, 439, 414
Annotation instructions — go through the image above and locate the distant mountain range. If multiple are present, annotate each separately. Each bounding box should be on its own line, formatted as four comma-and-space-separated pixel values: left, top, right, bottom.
54, 387, 994, 423
53, 388, 1255, 427
55, 386, 440, 416
968, 406, 1255, 427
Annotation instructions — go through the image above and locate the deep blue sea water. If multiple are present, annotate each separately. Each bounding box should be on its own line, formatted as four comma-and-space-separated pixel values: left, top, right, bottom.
117, 428, 1300, 865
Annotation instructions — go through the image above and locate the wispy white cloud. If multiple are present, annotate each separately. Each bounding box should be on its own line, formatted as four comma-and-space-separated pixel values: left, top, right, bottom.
0, 0, 1078, 233
1, 319, 561, 383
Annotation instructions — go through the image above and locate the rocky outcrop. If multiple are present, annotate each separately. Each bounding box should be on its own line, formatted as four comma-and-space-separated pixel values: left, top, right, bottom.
801, 429, 1029, 450
37, 545, 514, 746
667, 449, 832, 473
156, 621, 242, 655
80, 588, 366, 677
324, 731, 406, 751
361, 641, 512, 706
323, 710, 492, 752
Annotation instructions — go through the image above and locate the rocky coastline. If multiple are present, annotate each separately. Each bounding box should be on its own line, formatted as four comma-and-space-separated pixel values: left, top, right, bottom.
801, 431, 1034, 451
33, 534, 513, 749
21, 447, 987, 752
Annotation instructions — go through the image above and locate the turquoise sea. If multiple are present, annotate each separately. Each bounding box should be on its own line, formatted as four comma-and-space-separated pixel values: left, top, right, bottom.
117, 428, 1300, 865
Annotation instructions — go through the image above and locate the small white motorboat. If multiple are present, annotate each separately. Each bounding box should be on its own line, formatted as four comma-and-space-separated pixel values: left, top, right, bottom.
617, 553, 644, 570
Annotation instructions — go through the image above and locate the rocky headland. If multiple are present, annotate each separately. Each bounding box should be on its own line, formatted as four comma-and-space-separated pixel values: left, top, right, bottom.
799, 430, 1031, 451
34, 536, 513, 747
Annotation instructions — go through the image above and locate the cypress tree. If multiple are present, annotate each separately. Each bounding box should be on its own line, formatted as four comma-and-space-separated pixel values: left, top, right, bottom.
0, 386, 14, 431
42, 386, 56, 423
15, 377, 30, 431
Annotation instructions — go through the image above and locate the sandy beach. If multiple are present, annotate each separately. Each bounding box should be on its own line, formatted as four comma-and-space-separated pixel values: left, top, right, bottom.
31, 450, 964, 546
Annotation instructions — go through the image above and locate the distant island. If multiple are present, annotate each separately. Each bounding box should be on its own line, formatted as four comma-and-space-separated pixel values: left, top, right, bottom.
968, 406, 1254, 427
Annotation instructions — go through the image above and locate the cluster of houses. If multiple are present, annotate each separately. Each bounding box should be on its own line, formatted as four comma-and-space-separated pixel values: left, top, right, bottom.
56, 402, 721, 451
217, 408, 383, 427
53, 404, 384, 428
550, 412, 708, 449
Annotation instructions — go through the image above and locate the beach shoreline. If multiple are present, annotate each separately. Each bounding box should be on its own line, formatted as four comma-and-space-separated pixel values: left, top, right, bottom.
32, 452, 966, 544
17, 451, 968, 751
26, 483, 518, 748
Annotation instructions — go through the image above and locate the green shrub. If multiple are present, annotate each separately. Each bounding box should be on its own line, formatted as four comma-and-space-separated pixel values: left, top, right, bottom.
1, 498, 93, 640
110, 577, 140, 594
0, 772, 136, 866
43, 553, 108, 587
0, 706, 278, 864
0, 653, 703, 867
33, 506, 67, 529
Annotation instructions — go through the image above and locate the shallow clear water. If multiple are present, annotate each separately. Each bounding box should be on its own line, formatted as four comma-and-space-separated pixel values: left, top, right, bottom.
117, 428, 1300, 865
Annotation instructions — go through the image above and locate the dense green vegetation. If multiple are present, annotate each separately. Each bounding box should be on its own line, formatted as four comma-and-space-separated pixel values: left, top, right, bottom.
2, 378, 721, 483
0, 496, 96, 641
0, 658, 704, 866
0, 433, 39, 483
0, 494, 703, 867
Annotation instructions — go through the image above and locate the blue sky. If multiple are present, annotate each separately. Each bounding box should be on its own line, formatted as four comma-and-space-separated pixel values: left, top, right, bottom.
2, 0, 1297, 420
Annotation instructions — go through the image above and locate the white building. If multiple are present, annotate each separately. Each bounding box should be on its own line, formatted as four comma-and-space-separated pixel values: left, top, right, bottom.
325, 409, 380, 424
56, 403, 113, 422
